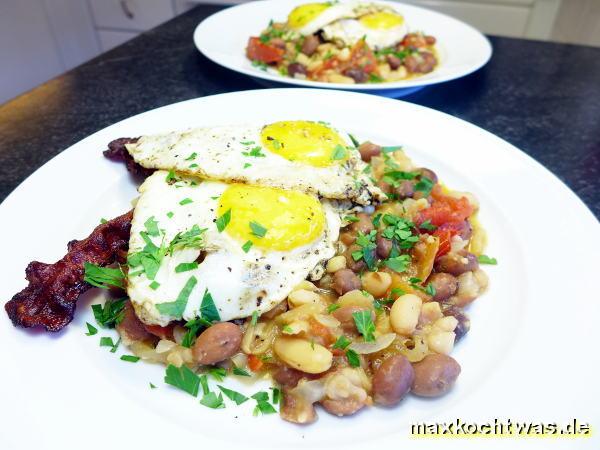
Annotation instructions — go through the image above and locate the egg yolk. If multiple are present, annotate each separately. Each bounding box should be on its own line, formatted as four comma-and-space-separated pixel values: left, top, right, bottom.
359, 12, 404, 29
261, 120, 348, 167
288, 3, 331, 29
217, 184, 325, 251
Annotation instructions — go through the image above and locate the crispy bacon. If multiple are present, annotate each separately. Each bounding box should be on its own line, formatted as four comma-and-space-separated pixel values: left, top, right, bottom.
5, 210, 133, 332
103, 137, 154, 178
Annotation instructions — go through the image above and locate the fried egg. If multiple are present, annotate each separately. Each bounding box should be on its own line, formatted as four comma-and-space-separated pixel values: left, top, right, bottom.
125, 120, 383, 205
322, 10, 408, 49
127, 171, 341, 326
287, 2, 356, 35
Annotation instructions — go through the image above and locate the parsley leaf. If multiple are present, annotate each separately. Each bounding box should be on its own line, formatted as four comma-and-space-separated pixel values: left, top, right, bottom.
85, 322, 98, 336
168, 225, 206, 254
100, 336, 114, 347
184, 152, 197, 161
242, 146, 266, 157
233, 366, 251, 377
385, 254, 411, 272
352, 310, 375, 342
164, 364, 200, 396
414, 176, 435, 197
175, 262, 199, 273
478, 254, 498, 265
251, 391, 277, 415
165, 170, 178, 184
216, 209, 231, 232
200, 392, 225, 409
127, 231, 168, 280
352, 230, 377, 270
218, 385, 249, 405
120, 355, 140, 363
420, 219, 437, 231
149, 281, 160, 290
331, 144, 347, 160
242, 240, 253, 253
344, 215, 359, 223
84, 262, 125, 289
346, 349, 360, 367
91, 298, 126, 328
208, 366, 227, 382
327, 304, 341, 314
200, 288, 221, 322
156, 275, 197, 318
179, 198, 193, 206
249, 221, 267, 238
199, 374, 209, 395
332, 335, 351, 350
144, 216, 160, 236
251, 310, 259, 326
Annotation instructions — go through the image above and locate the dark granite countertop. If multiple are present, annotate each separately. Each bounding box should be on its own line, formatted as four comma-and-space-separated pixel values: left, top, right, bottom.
0, 5, 598, 218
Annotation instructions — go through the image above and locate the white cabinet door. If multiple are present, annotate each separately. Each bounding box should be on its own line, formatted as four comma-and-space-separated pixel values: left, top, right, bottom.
97, 29, 139, 52
89, 0, 175, 31
0, 0, 64, 103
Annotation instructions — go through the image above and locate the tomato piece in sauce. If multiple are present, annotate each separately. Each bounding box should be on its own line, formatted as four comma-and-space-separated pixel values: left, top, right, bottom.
246, 37, 284, 64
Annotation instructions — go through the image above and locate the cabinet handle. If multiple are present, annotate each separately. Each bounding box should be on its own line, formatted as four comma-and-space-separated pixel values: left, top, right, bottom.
120, 0, 135, 19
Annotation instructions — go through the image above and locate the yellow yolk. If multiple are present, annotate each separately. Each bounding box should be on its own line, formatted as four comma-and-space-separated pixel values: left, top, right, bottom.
261, 120, 348, 167
288, 3, 331, 29
217, 184, 325, 251
359, 11, 404, 29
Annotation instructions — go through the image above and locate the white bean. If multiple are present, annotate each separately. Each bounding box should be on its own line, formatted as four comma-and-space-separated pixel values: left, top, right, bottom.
390, 294, 422, 335
274, 337, 333, 374
427, 331, 455, 355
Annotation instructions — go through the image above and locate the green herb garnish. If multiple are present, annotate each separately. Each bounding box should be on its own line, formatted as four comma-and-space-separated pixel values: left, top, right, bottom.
216, 208, 232, 232
84, 262, 125, 289
156, 275, 197, 318
164, 364, 200, 396
352, 310, 375, 342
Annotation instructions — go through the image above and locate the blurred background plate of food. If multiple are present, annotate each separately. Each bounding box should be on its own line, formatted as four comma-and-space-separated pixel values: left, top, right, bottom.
193, 0, 492, 97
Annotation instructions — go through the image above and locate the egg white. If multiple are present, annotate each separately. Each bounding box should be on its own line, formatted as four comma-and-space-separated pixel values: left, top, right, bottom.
322, 17, 407, 49
293, 2, 356, 35
127, 171, 341, 326
125, 124, 383, 205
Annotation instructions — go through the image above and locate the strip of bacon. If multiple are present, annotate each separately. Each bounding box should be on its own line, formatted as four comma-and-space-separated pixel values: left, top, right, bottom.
5, 210, 133, 332
103, 137, 154, 178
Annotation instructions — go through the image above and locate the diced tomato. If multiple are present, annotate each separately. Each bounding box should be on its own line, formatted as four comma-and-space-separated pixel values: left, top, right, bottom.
349, 40, 377, 73
143, 323, 175, 341
417, 186, 474, 228
246, 37, 284, 64
248, 354, 264, 372
433, 222, 465, 257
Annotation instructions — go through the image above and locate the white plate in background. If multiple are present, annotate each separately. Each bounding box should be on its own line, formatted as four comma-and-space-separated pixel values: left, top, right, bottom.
193, 0, 492, 96
0, 89, 598, 450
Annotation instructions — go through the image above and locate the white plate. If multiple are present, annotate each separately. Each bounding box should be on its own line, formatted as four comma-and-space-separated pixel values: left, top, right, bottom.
1, 89, 598, 450
193, 0, 492, 96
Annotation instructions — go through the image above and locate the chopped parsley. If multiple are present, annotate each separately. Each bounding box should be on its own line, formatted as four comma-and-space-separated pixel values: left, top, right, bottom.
420, 219, 437, 231
189, 163, 198, 168
85, 322, 98, 336
165, 170, 178, 184
251, 60, 268, 71
200, 288, 221, 322
331, 144, 347, 160
84, 262, 125, 289
120, 355, 140, 363
352, 310, 375, 342
351, 230, 377, 270
242, 240, 253, 253
166, 211, 174, 219
208, 366, 227, 382
346, 349, 360, 367
218, 385, 249, 405
149, 281, 160, 290
91, 298, 126, 328
249, 221, 267, 238
478, 254, 498, 265
164, 364, 200, 396
144, 216, 160, 237
348, 133, 360, 147
251, 310, 259, 326
150, 383, 157, 389
242, 146, 266, 158
385, 254, 410, 272
368, 73, 384, 83
100, 336, 114, 348
327, 303, 341, 314
200, 392, 225, 409
156, 275, 197, 318
179, 198, 193, 206
251, 391, 277, 415
180, 317, 209, 348
199, 375, 209, 395
169, 225, 206, 254
381, 145, 403, 154
127, 231, 168, 280
414, 176, 435, 197
332, 335, 351, 350
271, 387, 281, 405
175, 262, 199, 273
233, 366, 251, 377
216, 208, 232, 232
243, 163, 252, 169
344, 215, 359, 223
184, 152, 197, 161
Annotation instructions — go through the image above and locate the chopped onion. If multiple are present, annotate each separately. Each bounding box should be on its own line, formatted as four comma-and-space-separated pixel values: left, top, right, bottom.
155, 339, 176, 354
349, 333, 396, 354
